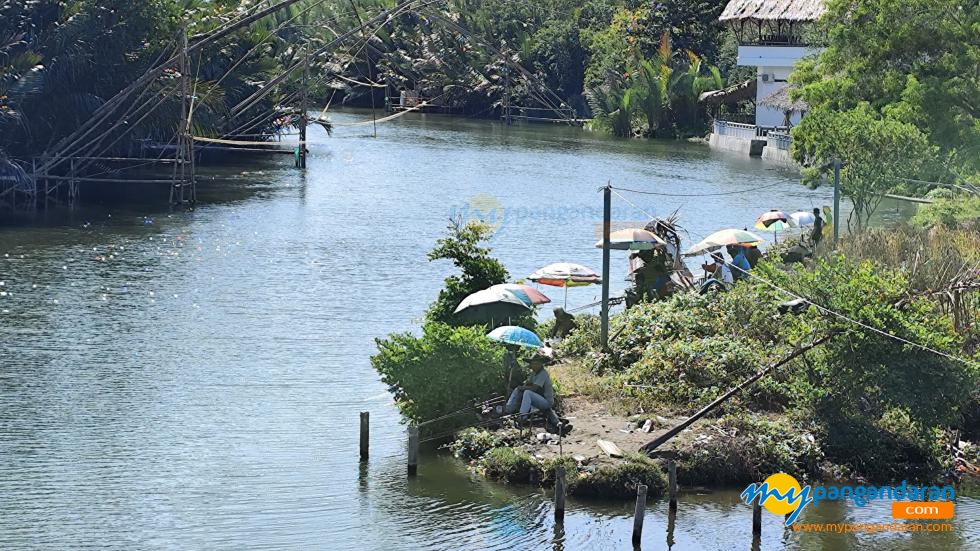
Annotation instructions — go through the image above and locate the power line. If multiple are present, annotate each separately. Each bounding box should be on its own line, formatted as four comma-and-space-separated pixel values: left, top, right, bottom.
611, 181, 789, 197
607, 186, 979, 368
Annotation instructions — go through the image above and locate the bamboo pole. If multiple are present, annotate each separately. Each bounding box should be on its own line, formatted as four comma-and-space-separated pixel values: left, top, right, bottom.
668, 460, 678, 511
297, 44, 309, 169
34, 176, 180, 185
554, 465, 566, 521
641, 334, 835, 453
600, 184, 611, 350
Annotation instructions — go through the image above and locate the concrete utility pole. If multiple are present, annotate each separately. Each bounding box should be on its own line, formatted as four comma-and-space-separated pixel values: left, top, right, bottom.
600, 184, 611, 350
297, 44, 309, 169
832, 158, 842, 244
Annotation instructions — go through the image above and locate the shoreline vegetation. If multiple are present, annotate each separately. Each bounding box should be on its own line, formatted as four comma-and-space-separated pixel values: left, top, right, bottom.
373, 217, 980, 501
2, 1, 976, 219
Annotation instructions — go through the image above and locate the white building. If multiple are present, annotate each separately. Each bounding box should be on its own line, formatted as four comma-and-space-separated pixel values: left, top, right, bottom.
708, 0, 825, 163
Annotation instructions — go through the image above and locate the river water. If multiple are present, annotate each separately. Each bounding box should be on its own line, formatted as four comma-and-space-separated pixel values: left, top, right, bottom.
0, 110, 972, 550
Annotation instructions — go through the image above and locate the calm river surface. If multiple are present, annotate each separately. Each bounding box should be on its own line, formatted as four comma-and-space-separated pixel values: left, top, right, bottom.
0, 110, 972, 550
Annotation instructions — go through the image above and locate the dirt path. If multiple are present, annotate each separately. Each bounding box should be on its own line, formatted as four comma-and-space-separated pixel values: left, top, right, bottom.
518, 395, 688, 466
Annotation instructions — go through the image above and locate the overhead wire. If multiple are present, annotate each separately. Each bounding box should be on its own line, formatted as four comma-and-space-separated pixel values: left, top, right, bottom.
606, 185, 979, 368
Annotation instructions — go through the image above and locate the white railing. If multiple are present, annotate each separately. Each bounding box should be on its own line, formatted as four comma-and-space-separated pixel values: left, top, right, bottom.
713, 120, 759, 140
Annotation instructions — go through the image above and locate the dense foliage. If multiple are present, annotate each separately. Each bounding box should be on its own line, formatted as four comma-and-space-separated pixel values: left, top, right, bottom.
373, 220, 523, 429
559, 245, 979, 481
0, 0, 742, 165
372, 321, 505, 429
425, 219, 509, 325
791, 0, 979, 215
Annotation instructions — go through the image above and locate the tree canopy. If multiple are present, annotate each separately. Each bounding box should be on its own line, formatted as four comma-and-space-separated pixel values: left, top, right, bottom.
792, 0, 980, 185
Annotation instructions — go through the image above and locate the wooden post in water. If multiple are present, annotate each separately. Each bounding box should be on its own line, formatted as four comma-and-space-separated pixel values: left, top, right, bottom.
632, 484, 647, 545
407, 424, 419, 477
359, 412, 369, 461
668, 460, 678, 512
554, 465, 566, 521
752, 487, 762, 537
297, 44, 309, 169
600, 184, 611, 350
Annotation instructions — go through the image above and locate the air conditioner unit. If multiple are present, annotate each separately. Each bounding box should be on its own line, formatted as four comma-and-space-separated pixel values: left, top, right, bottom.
761, 73, 771, 82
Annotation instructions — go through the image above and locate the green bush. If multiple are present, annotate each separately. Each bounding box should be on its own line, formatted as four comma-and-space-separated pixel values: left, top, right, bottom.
911, 196, 980, 229
677, 414, 823, 486
540, 455, 580, 487
479, 447, 538, 483
372, 323, 505, 432
449, 427, 521, 462
572, 453, 667, 499
557, 314, 601, 356
425, 220, 512, 327
818, 405, 948, 483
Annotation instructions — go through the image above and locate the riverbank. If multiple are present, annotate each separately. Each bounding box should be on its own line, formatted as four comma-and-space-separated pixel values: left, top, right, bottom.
416, 224, 980, 504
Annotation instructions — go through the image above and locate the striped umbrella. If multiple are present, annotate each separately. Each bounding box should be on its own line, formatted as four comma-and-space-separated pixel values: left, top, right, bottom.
755, 209, 791, 242
528, 262, 601, 308
593, 228, 667, 250
487, 283, 551, 306
683, 228, 764, 256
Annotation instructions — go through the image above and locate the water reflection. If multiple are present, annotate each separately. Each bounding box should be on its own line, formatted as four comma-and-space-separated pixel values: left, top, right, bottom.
0, 109, 975, 550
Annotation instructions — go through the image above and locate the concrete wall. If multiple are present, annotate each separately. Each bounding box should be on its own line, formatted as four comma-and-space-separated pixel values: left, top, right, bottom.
709, 133, 766, 157
761, 145, 798, 169
708, 133, 800, 170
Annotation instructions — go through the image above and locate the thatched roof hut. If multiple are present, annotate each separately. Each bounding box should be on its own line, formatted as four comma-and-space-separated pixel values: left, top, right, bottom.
699, 78, 757, 106
759, 85, 808, 112
720, 0, 826, 23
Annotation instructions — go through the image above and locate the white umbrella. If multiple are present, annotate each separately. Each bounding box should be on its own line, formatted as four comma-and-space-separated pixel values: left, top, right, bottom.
789, 211, 816, 227
683, 229, 764, 256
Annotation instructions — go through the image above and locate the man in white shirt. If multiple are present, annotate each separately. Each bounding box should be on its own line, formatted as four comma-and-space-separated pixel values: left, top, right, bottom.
710, 252, 734, 284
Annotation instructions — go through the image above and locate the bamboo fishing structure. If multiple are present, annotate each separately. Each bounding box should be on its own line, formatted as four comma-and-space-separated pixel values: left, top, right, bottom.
9, 0, 582, 211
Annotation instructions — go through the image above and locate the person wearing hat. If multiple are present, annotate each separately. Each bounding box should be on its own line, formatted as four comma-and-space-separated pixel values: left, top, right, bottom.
499, 353, 562, 428
705, 251, 734, 285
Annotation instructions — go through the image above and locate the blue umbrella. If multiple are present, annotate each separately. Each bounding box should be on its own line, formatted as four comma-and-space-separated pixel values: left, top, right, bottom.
486, 325, 543, 349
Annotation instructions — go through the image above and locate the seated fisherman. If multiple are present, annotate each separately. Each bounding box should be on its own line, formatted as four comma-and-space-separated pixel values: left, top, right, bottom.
727, 245, 751, 280
500, 354, 562, 428
551, 307, 577, 339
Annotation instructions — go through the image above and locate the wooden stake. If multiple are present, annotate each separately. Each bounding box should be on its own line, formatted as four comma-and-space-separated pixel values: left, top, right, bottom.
554, 465, 566, 521
407, 424, 419, 477
752, 487, 762, 537
632, 484, 647, 545
359, 411, 369, 461
668, 460, 678, 511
